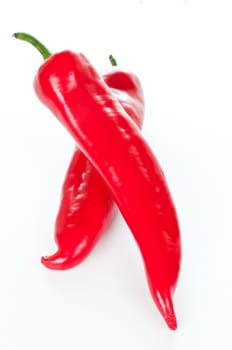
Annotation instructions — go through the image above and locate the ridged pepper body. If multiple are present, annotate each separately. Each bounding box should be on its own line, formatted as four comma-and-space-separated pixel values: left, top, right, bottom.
42, 69, 144, 269
34, 51, 181, 330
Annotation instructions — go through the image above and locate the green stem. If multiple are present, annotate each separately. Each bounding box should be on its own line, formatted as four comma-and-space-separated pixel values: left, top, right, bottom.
109, 54, 117, 66
12, 32, 52, 60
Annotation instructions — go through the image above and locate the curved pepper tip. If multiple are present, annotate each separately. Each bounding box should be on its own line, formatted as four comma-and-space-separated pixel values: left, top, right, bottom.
41, 250, 80, 270
165, 313, 177, 330
41, 253, 64, 270
152, 289, 178, 330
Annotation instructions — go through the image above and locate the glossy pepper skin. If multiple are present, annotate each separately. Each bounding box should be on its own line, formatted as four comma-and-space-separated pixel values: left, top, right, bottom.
42, 68, 144, 270
13, 33, 181, 330
34, 52, 181, 330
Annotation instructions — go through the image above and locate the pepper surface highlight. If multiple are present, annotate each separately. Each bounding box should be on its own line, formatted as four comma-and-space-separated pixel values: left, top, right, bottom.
42, 66, 145, 269
13, 32, 181, 330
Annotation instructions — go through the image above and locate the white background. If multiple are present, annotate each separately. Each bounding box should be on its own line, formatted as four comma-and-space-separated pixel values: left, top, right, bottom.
0, 0, 232, 348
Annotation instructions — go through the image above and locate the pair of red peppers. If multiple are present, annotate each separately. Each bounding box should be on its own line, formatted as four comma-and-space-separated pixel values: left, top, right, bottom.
14, 32, 181, 330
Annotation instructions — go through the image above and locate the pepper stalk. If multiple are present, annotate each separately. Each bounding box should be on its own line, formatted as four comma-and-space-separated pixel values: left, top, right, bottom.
13, 32, 117, 67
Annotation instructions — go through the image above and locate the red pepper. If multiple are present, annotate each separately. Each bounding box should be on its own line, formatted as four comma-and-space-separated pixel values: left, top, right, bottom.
41, 64, 145, 270
14, 33, 181, 330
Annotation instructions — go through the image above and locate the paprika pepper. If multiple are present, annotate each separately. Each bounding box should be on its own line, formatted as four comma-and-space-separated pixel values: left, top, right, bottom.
14, 32, 181, 330
42, 60, 145, 270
